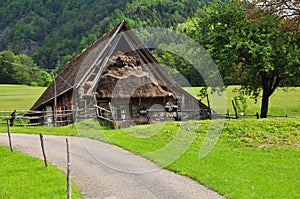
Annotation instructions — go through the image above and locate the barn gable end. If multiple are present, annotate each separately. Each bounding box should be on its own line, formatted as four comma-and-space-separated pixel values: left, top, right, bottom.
30, 20, 209, 127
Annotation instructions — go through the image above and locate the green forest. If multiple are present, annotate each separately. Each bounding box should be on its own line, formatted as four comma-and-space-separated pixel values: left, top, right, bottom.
0, 0, 208, 69
0, 0, 299, 116
0, 0, 212, 86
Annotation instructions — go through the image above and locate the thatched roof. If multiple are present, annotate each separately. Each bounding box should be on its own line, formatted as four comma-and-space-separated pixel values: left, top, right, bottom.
31, 20, 208, 111
92, 52, 175, 99
31, 21, 126, 110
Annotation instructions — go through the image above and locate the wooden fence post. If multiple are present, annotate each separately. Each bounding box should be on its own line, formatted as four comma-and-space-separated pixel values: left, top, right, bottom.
6, 119, 13, 152
39, 134, 48, 167
42, 110, 45, 126
231, 100, 238, 119
206, 94, 211, 119
66, 138, 72, 199
206, 94, 211, 110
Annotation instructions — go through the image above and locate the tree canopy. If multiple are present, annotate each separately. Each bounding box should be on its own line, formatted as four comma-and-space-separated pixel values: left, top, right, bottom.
0, 0, 299, 119
0, 0, 208, 70
248, 0, 300, 19
0, 50, 51, 86
179, 0, 300, 117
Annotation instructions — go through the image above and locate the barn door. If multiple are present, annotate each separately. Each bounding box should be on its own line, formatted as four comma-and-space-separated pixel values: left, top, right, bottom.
113, 105, 130, 121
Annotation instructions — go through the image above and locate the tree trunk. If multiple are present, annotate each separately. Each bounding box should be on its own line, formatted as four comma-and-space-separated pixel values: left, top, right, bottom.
260, 73, 270, 118
260, 72, 281, 118
260, 89, 269, 118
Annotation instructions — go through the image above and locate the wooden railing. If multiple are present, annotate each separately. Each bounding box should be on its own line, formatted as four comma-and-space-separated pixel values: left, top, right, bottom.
0, 108, 96, 127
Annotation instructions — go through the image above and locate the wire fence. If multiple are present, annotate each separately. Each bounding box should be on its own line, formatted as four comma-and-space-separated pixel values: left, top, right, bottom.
218, 113, 299, 119
0, 108, 298, 128
0, 108, 96, 127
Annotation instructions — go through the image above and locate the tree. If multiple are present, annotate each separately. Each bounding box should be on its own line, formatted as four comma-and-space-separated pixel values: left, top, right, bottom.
0, 50, 51, 86
247, 0, 300, 19
179, 0, 300, 118
154, 47, 205, 86
0, 50, 18, 84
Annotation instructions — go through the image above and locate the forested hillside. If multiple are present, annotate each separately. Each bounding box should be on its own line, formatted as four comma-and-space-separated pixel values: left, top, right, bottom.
0, 0, 299, 118
0, 0, 208, 70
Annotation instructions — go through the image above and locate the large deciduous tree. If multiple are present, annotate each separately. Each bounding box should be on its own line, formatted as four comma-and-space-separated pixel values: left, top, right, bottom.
179, 0, 300, 118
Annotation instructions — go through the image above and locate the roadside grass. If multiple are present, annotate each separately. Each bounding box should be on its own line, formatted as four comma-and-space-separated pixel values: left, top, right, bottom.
0, 84, 82, 198
1, 84, 300, 198
0, 124, 78, 137
6, 118, 299, 198
0, 146, 82, 198
74, 118, 300, 199
184, 86, 300, 117
0, 84, 46, 111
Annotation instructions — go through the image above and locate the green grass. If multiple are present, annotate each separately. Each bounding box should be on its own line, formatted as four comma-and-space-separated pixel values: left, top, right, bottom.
184, 86, 300, 117
76, 118, 300, 199
0, 124, 78, 137
1, 119, 299, 198
1, 84, 300, 198
0, 146, 82, 198
0, 84, 46, 111
0, 84, 299, 117
0, 84, 81, 198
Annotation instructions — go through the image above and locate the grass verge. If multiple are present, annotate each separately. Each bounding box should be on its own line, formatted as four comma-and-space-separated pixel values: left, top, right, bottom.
1, 118, 300, 198
78, 118, 300, 199
0, 146, 82, 198
1, 84, 299, 198
0, 124, 78, 137
3, 118, 298, 198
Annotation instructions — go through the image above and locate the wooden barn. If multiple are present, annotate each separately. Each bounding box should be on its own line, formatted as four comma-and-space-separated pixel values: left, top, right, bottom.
30, 20, 209, 128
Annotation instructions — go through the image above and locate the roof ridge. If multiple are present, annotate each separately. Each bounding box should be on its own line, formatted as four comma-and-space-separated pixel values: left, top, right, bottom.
30, 20, 129, 110
30, 19, 209, 111
59, 20, 129, 76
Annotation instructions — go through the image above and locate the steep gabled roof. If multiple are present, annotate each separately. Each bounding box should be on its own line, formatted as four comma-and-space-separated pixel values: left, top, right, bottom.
31, 20, 208, 111
31, 21, 127, 110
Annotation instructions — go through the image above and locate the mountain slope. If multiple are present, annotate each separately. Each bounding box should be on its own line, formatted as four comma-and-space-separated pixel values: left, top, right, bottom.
0, 0, 208, 69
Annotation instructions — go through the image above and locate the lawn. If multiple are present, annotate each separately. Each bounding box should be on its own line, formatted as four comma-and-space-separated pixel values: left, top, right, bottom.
0, 84, 299, 198
0, 124, 78, 136
0, 146, 82, 198
0, 84, 46, 111
4, 118, 299, 199
0, 84, 299, 117
75, 118, 300, 199
184, 86, 300, 117
0, 84, 81, 198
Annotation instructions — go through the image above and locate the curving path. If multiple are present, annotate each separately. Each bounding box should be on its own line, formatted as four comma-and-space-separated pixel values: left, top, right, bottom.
0, 133, 225, 199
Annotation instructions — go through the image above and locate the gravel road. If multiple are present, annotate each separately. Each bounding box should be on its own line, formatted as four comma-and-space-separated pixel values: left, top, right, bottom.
0, 133, 225, 199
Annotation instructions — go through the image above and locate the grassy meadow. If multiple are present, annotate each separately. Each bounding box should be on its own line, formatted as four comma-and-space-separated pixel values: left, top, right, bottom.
0, 84, 299, 198
75, 118, 300, 199
0, 85, 82, 198
0, 84, 46, 111
2, 118, 299, 198
0, 146, 82, 198
184, 86, 300, 117
0, 84, 299, 116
